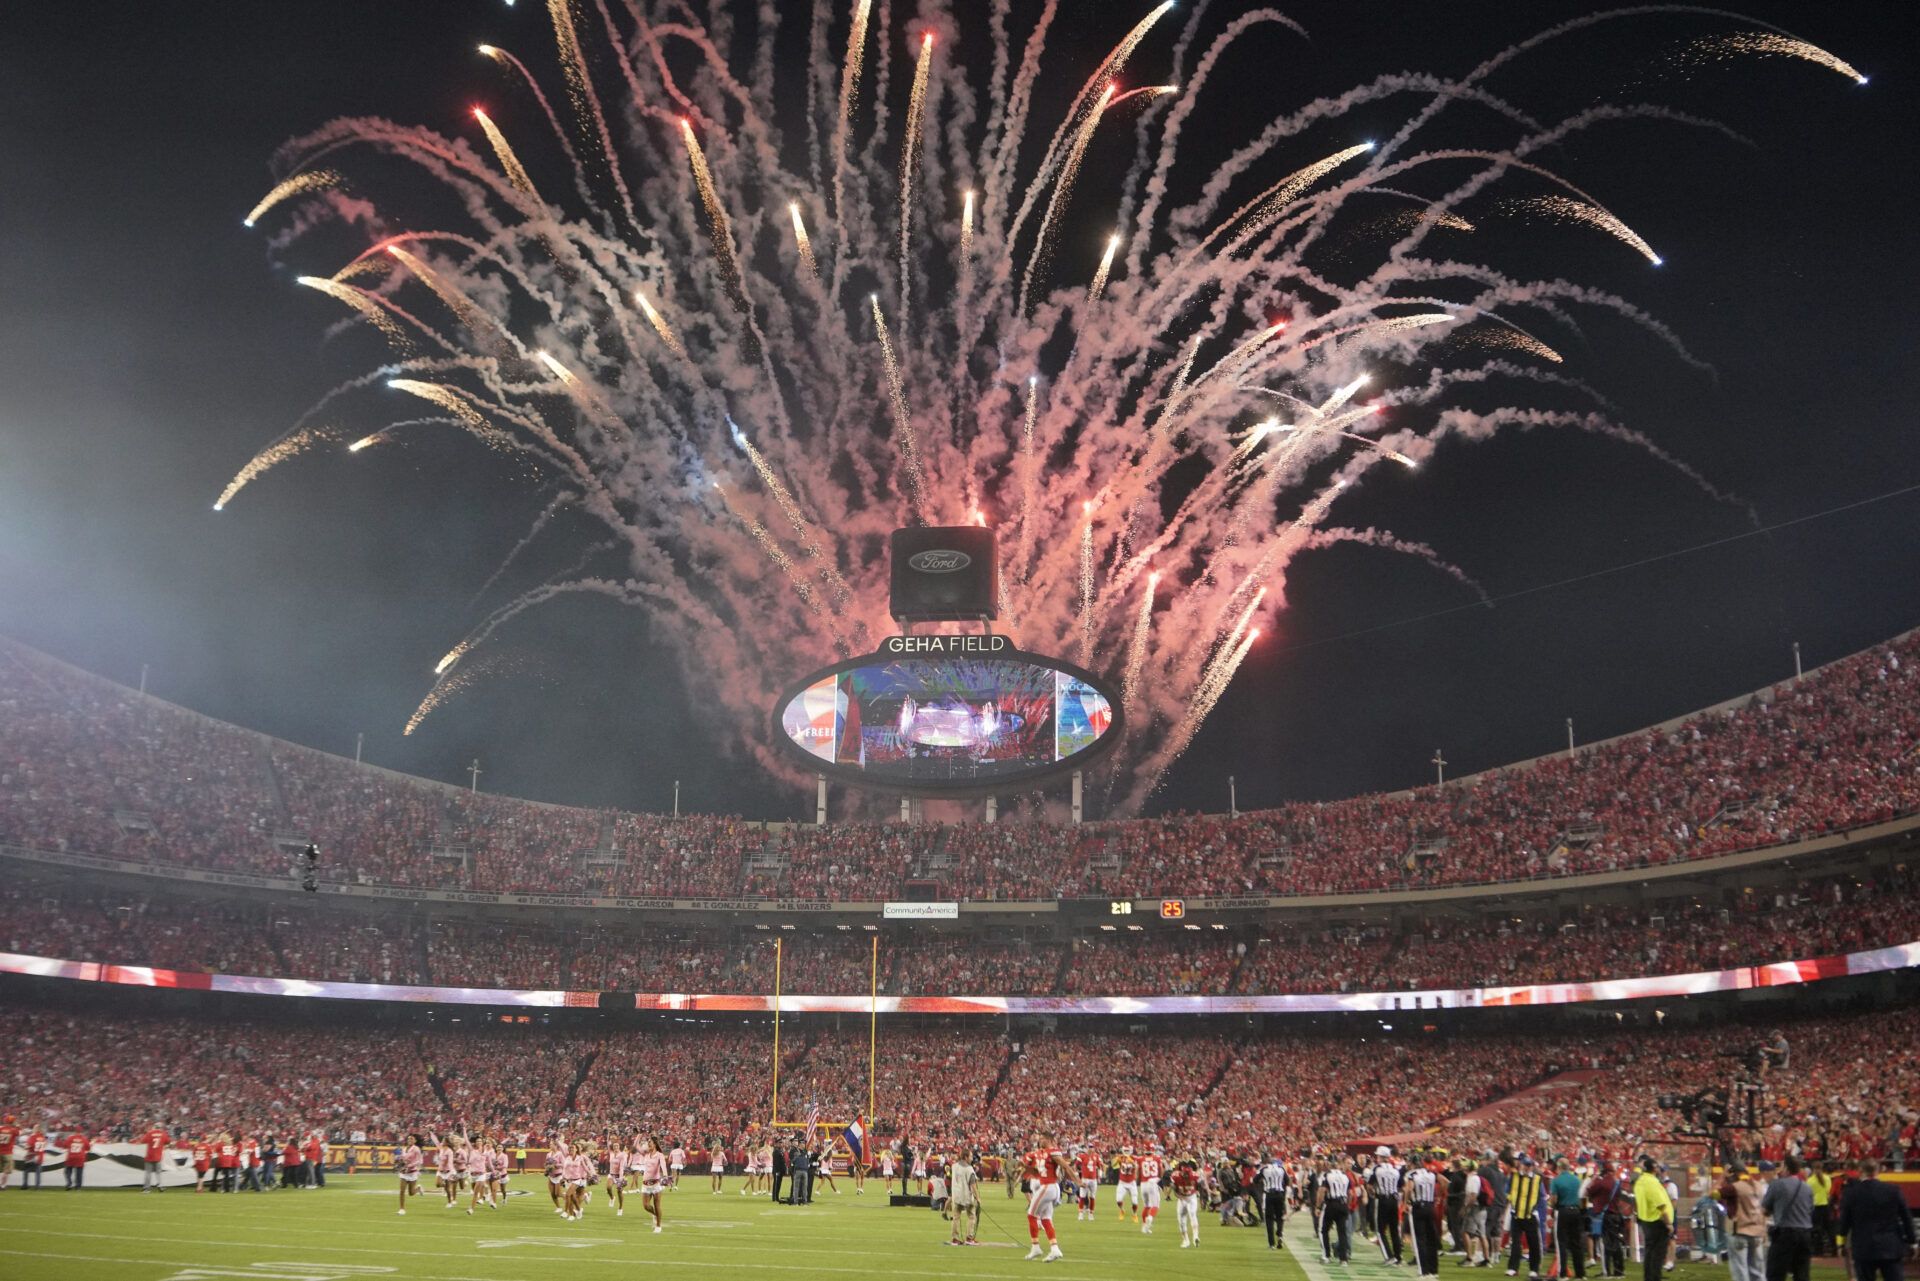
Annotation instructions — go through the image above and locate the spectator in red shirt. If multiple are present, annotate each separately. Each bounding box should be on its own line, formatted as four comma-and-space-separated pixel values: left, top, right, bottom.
23, 1127, 49, 1190
61, 1129, 90, 1190
141, 1122, 169, 1193
304, 1133, 326, 1189
0, 1114, 17, 1190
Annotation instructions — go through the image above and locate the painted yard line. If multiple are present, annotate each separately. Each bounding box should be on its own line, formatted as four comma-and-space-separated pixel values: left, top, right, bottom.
0, 1233, 1118, 1280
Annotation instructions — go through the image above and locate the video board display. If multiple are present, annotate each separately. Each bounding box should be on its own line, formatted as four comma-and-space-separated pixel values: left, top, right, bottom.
775, 637, 1120, 793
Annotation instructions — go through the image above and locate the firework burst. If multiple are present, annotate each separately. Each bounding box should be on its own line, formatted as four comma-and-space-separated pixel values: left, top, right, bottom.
223, 2, 1862, 809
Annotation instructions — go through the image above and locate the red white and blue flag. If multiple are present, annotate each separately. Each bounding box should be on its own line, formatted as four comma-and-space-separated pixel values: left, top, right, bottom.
804, 1103, 820, 1147
841, 1115, 865, 1162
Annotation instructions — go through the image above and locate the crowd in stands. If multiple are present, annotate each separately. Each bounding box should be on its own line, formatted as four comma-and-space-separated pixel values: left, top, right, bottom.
4, 630, 1918, 904
5, 863, 1915, 997
9, 1004, 1910, 1172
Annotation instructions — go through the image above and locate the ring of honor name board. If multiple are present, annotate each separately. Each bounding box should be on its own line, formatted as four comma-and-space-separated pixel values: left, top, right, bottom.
775, 635, 1123, 794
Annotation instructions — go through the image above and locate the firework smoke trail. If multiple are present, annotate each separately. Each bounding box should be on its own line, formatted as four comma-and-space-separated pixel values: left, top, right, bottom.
233, 1, 1864, 809
243, 170, 341, 226
868, 294, 925, 519
897, 32, 935, 330
1120, 569, 1159, 714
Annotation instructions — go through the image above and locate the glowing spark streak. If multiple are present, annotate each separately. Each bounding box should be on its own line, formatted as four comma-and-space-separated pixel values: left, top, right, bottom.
680, 119, 747, 304
1120, 573, 1159, 713
386, 246, 497, 342
788, 202, 818, 281
1013, 376, 1041, 582
897, 32, 936, 330
1163, 627, 1260, 775
1078, 507, 1095, 663
1088, 232, 1120, 303
868, 296, 925, 517
386, 380, 517, 452
348, 435, 380, 452
214, 423, 344, 509
830, 0, 875, 223
243, 170, 339, 226
1018, 82, 1115, 315
471, 108, 541, 199
634, 290, 687, 360
713, 483, 829, 621
1506, 195, 1661, 264
959, 189, 975, 260
732, 423, 851, 609
1694, 32, 1867, 84
295, 276, 411, 350
435, 638, 473, 677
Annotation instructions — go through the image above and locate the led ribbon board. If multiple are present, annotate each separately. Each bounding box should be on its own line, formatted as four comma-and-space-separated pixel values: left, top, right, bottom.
774, 636, 1122, 795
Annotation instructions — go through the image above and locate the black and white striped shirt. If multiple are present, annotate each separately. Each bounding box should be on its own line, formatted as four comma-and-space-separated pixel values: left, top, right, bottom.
1373, 1164, 1403, 1197
1407, 1167, 1437, 1204
1324, 1169, 1352, 1201
1261, 1162, 1288, 1195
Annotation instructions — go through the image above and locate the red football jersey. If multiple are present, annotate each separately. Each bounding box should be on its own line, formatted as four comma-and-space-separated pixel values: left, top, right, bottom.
65, 1135, 90, 1165
1169, 1166, 1200, 1197
1139, 1155, 1163, 1181
0, 1124, 17, 1154
1077, 1152, 1102, 1182
1024, 1147, 1066, 1185
144, 1128, 169, 1162
1116, 1155, 1137, 1182
192, 1143, 211, 1169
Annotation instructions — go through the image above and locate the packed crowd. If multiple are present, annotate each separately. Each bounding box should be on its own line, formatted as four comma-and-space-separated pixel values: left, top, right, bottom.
5, 862, 1915, 998
5, 1004, 1914, 1174
4, 630, 1918, 904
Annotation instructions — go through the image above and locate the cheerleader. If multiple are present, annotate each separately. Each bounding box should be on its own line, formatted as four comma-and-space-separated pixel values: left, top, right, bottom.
710, 1138, 726, 1194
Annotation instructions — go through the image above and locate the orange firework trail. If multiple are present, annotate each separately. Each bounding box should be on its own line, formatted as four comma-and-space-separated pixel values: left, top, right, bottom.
1088, 232, 1121, 303
679, 119, 746, 305
294, 275, 422, 354
1503, 195, 1662, 264
243, 170, 340, 226
633, 289, 687, 360
232, 1, 1862, 802
788, 202, 817, 281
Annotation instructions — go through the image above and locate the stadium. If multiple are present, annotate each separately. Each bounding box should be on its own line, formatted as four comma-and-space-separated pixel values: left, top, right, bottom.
3, 1, 1917, 1281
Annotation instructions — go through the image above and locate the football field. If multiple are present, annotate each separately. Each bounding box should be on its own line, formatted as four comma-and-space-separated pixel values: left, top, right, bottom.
0, 1174, 1295, 1281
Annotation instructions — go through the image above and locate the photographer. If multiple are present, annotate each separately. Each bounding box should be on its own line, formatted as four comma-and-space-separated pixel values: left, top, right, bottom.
946, 1151, 980, 1246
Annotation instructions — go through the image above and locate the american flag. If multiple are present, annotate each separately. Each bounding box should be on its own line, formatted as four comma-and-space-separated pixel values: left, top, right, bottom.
804, 1103, 820, 1147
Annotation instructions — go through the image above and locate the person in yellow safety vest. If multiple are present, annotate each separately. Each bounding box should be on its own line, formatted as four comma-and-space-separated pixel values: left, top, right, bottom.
1631, 1156, 1674, 1281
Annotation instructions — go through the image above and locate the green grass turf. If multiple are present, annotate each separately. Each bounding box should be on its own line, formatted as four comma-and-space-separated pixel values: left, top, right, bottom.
0, 1173, 1294, 1281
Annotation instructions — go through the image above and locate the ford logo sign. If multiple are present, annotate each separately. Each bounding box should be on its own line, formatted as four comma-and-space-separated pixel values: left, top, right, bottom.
908, 550, 971, 573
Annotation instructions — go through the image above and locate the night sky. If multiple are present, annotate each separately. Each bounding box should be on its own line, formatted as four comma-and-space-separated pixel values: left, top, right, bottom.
1, 1, 1914, 821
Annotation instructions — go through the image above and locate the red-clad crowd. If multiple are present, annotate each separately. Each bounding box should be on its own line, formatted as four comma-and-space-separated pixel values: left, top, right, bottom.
4, 631, 1918, 903
4, 1004, 1916, 1177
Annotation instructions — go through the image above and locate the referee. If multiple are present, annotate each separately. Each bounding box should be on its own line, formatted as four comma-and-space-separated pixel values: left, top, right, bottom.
1373, 1149, 1406, 1265
1261, 1153, 1289, 1250
1408, 1156, 1441, 1277
1320, 1158, 1354, 1264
